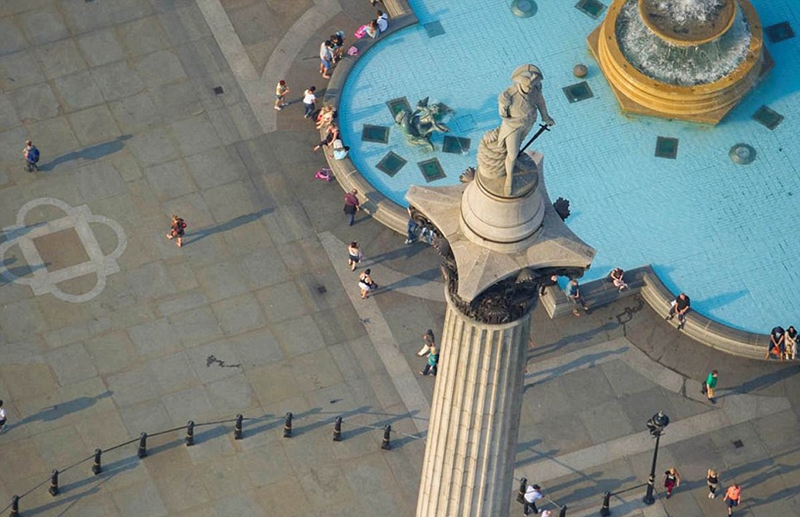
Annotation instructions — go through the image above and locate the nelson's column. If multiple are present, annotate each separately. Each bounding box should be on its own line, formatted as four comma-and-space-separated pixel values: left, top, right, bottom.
407, 64, 596, 516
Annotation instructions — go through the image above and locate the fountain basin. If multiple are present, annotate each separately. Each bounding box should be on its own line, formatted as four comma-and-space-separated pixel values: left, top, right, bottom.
587, 0, 772, 124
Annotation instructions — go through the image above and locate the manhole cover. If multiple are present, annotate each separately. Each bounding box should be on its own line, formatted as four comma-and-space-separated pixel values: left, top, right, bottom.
213, 86, 224, 95
733, 440, 744, 448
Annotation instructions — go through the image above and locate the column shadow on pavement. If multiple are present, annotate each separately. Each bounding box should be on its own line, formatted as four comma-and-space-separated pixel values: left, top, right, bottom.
37, 135, 133, 172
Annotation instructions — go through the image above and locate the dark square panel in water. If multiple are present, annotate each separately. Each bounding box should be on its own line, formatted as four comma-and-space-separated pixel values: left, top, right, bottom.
562, 81, 594, 103
753, 105, 784, 130
575, 0, 606, 19
386, 97, 412, 118
442, 136, 471, 154
655, 137, 679, 159
361, 124, 390, 144
424, 21, 445, 38
765, 22, 794, 43
418, 159, 446, 182
453, 115, 476, 132
376, 151, 407, 177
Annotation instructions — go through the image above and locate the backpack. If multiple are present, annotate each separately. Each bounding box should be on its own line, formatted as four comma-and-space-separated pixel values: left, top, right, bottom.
29, 146, 40, 163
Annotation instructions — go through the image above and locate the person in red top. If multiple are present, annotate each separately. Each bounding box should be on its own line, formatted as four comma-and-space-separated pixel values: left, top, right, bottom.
723, 483, 741, 516
343, 189, 361, 226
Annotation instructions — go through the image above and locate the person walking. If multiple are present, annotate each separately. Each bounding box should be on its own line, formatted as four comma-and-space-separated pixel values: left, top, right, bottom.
663, 466, 680, 498
419, 346, 439, 376
347, 241, 363, 271
23, 140, 40, 172
706, 468, 719, 499
303, 86, 317, 118
358, 268, 376, 299
723, 483, 741, 516
0, 400, 7, 433
701, 370, 718, 404
343, 189, 361, 226
522, 483, 543, 515
274, 80, 289, 110
417, 329, 435, 357
166, 215, 187, 247
567, 279, 588, 316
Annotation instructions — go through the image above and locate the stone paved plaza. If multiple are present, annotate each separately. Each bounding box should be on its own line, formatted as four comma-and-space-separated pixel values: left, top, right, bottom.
0, 0, 799, 516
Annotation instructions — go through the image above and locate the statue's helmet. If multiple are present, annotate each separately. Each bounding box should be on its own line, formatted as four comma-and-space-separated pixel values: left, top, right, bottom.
511, 64, 543, 86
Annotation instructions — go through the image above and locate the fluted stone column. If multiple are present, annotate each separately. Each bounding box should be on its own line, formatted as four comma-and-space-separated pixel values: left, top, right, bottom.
416, 291, 532, 516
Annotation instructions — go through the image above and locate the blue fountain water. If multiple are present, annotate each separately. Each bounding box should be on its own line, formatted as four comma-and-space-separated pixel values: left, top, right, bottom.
338, 0, 800, 333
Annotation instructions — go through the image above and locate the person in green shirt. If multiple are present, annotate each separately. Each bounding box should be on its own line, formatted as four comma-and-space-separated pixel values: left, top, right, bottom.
701, 370, 718, 404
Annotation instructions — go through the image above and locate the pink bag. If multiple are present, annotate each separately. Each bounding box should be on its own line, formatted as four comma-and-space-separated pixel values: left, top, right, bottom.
355, 25, 368, 39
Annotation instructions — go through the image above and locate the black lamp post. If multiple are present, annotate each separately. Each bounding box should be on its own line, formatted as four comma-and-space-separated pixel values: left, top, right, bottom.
643, 411, 670, 505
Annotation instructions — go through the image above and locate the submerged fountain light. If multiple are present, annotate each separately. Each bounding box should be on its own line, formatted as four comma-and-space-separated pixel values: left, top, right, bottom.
587, 0, 773, 124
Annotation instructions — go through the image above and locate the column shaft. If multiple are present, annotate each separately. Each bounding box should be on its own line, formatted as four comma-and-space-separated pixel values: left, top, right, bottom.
417, 299, 531, 516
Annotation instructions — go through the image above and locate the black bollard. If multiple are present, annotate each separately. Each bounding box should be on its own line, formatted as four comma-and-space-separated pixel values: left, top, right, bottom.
559, 505, 567, 517
600, 491, 611, 516
185, 421, 195, 447
234, 414, 243, 440
381, 424, 392, 450
48, 469, 59, 497
137, 432, 147, 458
10, 495, 19, 517
333, 416, 342, 442
283, 412, 293, 438
516, 477, 528, 504
92, 448, 102, 475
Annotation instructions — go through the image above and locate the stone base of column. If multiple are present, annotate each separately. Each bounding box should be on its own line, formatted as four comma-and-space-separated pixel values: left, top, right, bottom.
416, 292, 532, 516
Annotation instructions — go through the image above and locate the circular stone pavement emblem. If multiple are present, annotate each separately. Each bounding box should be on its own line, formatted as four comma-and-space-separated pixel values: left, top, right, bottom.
0, 198, 127, 303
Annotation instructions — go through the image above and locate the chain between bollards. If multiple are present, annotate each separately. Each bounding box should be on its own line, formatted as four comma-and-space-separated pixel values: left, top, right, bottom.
48, 469, 59, 497
10, 495, 19, 517
137, 432, 147, 458
600, 490, 611, 516
283, 412, 293, 438
333, 416, 342, 442
234, 414, 243, 440
185, 421, 195, 446
381, 424, 391, 450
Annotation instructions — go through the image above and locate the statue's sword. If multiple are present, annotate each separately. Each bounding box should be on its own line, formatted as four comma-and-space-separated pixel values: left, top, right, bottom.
517, 123, 550, 157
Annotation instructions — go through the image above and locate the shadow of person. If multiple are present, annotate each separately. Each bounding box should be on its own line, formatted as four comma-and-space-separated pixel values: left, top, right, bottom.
10, 391, 113, 430
38, 135, 133, 172
183, 208, 273, 246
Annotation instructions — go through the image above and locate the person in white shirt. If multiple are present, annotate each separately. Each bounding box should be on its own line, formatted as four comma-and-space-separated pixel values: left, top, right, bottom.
376, 10, 389, 32
303, 86, 317, 118
524, 484, 543, 515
